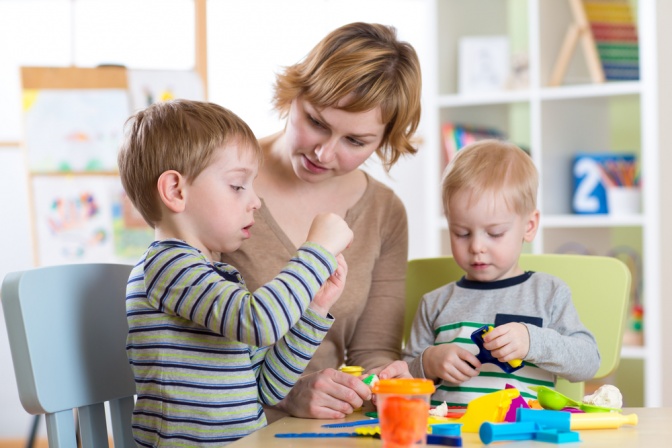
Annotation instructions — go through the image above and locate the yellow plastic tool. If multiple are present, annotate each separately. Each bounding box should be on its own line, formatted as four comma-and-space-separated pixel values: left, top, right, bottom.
459, 388, 520, 433
570, 412, 638, 430
480, 326, 523, 368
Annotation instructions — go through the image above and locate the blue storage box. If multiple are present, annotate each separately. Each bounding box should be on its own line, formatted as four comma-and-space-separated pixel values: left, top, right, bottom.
572, 153, 637, 214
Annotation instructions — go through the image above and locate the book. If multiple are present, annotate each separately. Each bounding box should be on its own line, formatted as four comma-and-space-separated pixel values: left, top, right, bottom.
583, 0, 640, 81
441, 123, 506, 167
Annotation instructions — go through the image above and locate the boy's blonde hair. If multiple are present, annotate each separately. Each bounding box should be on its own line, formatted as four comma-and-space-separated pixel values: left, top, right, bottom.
442, 139, 538, 218
273, 22, 422, 170
117, 99, 261, 228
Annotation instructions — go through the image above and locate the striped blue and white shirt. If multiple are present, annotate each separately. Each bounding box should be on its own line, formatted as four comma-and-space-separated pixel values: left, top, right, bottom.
126, 239, 336, 446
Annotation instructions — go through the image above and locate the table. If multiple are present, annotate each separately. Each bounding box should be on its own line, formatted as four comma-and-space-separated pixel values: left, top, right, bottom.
228, 408, 669, 447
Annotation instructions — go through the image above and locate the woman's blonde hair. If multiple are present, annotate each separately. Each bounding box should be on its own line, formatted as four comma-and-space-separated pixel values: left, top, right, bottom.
442, 139, 538, 219
273, 22, 422, 170
117, 100, 261, 227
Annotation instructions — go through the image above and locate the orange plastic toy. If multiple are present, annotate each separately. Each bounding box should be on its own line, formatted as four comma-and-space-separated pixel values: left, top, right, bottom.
373, 378, 434, 447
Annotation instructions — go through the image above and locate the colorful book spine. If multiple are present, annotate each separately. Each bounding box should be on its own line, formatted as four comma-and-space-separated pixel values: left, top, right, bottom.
583, 0, 639, 81
441, 123, 506, 166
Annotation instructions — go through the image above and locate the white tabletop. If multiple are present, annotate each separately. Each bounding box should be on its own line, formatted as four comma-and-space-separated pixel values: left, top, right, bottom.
228, 407, 667, 447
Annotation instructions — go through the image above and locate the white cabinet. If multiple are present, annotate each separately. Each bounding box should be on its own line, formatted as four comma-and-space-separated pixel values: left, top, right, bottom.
421, 0, 661, 406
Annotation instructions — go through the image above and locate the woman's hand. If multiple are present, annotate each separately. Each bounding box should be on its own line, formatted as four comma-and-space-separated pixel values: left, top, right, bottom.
364, 360, 412, 406
275, 368, 372, 419
365, 360, 412, 379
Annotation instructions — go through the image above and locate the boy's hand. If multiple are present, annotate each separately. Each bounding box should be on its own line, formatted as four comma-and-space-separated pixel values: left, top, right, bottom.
482, 322, 530, 363
309, 254, 348, 317
307, 213, 353, 256
423, 344, 481, 384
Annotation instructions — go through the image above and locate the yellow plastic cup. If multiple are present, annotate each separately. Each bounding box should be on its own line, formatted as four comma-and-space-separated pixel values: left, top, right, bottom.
339, 365, 364, 376
339, 366, 365, 410
372, 378, 435, 447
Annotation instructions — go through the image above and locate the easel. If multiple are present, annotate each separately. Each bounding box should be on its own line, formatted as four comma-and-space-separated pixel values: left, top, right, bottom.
20, 1, 209, 444
549, 0, 605, 86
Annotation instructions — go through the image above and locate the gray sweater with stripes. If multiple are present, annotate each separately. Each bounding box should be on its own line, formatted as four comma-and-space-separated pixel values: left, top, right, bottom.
125, 239, 336, 446
403, 272, 600, 407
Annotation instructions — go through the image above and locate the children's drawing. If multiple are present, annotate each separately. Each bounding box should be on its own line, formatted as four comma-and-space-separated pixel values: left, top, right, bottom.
32, 176, 153, 265
127, 70, 205, 112
23, 89, 130, 173
111, 188, 154, 260
33, 176, 114, 265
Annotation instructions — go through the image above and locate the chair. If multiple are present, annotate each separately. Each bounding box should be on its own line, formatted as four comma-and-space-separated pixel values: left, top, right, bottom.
1, 263, 136, 448
404, 254, 631, 401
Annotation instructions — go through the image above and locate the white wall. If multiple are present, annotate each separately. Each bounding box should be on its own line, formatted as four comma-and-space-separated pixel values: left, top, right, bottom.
0, 0, 431, 439
206, 0, 435, 261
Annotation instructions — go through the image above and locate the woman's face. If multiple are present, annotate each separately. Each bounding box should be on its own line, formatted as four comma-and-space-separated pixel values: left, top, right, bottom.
284, 97, 385, 182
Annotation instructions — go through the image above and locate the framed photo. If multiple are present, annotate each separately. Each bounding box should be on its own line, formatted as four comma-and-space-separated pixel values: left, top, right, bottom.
458, 36, 510, 94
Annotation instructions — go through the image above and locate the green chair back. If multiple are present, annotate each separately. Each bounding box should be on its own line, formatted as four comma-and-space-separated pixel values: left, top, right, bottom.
404, 254, 631, 400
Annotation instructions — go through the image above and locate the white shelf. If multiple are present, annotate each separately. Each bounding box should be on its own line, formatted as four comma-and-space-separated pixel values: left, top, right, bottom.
438, 214, 644, 230
541, 214, 645, 228
539, 81, 642, 101
437, 90, 530, 108
426, 0, 660, 407
621, 345, 647, 360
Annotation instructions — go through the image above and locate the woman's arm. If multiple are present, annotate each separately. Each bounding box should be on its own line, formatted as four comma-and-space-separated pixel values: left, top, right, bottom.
347, 193, 408, 369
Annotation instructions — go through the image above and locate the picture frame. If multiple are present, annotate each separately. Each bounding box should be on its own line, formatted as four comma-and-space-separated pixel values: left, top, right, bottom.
458, 36, 510, 94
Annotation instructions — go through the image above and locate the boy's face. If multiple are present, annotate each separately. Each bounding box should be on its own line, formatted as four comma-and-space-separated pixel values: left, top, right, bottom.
184, 143, 261, 257
446, 189, 539, 282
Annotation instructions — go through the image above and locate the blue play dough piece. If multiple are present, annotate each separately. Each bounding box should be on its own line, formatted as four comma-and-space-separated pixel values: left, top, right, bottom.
470, 325, 524, 373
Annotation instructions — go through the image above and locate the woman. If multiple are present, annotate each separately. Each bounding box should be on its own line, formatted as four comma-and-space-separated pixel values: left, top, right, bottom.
222, 22, 422, 420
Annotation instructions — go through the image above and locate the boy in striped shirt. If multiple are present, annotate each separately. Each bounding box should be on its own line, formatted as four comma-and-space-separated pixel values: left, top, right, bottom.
117, 99, 353, 446
403, 140, 599, 407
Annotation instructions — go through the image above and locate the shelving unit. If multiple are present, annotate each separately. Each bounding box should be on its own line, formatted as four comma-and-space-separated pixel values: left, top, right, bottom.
422, 0, 661, 406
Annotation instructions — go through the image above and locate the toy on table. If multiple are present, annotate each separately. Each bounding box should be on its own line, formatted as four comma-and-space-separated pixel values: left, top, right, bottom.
322, 418, 378, 428
372, 379, 434, 447
430, 423, 463, 436
275, 428, 463, 446
362, 373, 379, 388
522, 408, 637, 430
457, 388, 520, 432
338, 366, 366, 411
354, 426, 463, 447
339, 365, 364, 376
504, 383, 530, 422
470, 325, 524, 373
583, 384, 623, 409
479, 407, 638, 444
530, 386, 622, 413
480, 409, 581, 445
430, 401, 467, 419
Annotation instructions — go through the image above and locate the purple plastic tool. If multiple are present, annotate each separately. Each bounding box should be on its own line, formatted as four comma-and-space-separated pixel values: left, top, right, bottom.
504, 384, 530, 422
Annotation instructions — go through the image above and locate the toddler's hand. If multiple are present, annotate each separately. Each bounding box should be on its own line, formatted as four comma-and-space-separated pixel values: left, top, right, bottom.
482, 322, 530, 363
307, 213, 353, 256
423, 344, 481, 384
309, 254, 348, 317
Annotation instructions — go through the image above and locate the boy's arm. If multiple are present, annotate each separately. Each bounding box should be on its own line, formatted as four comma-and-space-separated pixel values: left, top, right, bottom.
143, 241, 336, 347
250, 308, 334, 405
402, 296, 439, 379
524, 282, 601, 382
